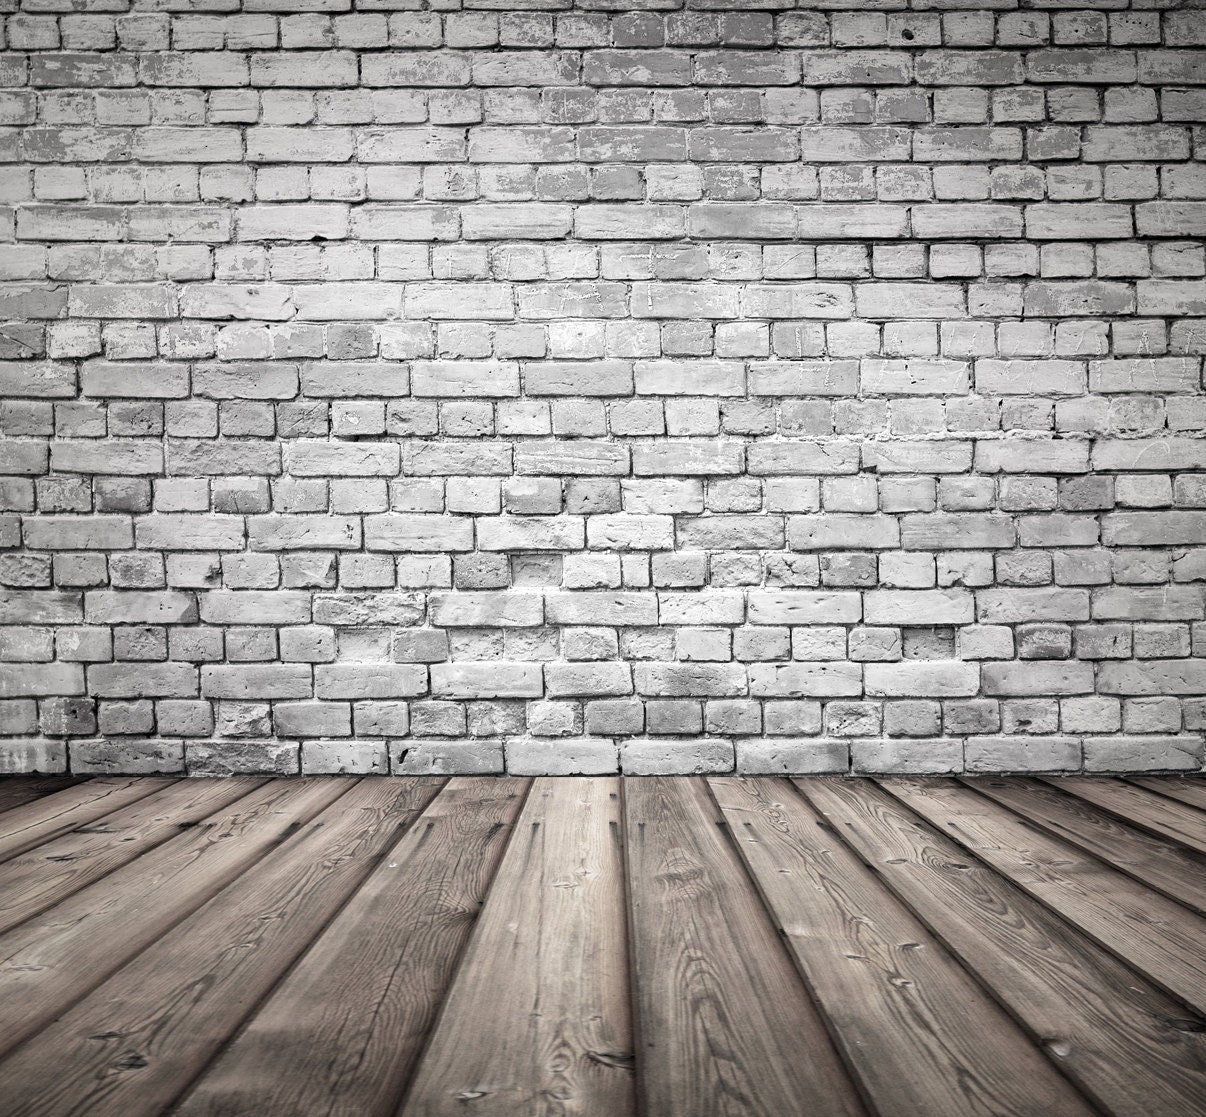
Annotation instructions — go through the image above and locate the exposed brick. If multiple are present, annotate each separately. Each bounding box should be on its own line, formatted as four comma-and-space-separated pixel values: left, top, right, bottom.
4, 12, 1202, 776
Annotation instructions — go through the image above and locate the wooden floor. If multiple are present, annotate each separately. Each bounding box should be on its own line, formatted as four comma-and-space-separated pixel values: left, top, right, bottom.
0, 775, 1203, 1116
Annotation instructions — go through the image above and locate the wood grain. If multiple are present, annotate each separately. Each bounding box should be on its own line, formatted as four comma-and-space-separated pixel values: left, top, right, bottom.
0, 777, 168, 863
399, 777, 633, 1117
0, 777, 86, 816
711, 776, 1096, 1117
883, 777, 1206, 1017
624, 777, 867, 1117
802, 777, 1206, 1117
0, 779, 443, 1117
0, 777, 263, 936
968, 776, 1206, 916
175, 777, 527, 1117
1044, 778, 1206, 857
0, 775, 1203, 1117
1126, 777, 1206, 814
0, 776, 350, 1058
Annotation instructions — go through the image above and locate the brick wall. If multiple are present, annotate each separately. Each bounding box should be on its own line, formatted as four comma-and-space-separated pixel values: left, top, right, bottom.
1, 1, 1204, 778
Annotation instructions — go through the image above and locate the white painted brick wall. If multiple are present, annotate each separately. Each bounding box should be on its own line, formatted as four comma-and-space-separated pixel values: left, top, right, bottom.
1, 2, 1204, 777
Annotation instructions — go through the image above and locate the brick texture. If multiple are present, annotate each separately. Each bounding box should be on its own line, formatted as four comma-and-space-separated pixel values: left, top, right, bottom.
1, 2, 1204, 777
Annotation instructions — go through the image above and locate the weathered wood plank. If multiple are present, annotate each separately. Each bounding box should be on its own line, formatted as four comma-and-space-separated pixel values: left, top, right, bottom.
399, 777, 633, 1117
0, 777, 169, 864
0, 777, 350, 1059
0, 778, 264, 936
175, 777, 527, 1117
882, 777, 1206, 1017
1044, 778, 1206, 858
0, 779, 444, 1117
1126, 777, 1206, 814
711, 777, 1097, 1117
802, 777, 1206, 1117
969, 777, 1206, 917
0, 777, 86, 816
624, 777, 867, 1117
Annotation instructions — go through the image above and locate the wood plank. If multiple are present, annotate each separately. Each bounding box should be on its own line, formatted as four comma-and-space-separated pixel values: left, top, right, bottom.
174, 777, 528, 1117
399, 777, 634, 1117
0, 776, 350, 1058
710, 777, 1097, 1117
624, 777, 867, 1117
0, 778, 445, 1117
968, 776, 1206, 917
1044, 777, 1206, 858
0, 776, 169, 863
0, 778, 265, 936
802, 777, 1206, 1117
0, 776, 86, 816
882, 777, 1206, 1017
1127, 777, 1206, 814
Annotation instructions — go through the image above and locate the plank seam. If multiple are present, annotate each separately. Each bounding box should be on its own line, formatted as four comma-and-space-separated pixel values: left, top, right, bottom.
159, 777, 449, 1116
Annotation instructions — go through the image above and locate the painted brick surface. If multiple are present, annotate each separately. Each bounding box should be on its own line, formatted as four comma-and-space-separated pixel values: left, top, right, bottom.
1, 2, 1204, 777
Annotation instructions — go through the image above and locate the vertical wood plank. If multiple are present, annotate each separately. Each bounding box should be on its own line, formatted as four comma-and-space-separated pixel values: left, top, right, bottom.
0, 779, 444, 1117
175, 777, 528, 1117
624, 777, 867, 1117
398, 777, 635, 1117
710, 777, 1097, 1117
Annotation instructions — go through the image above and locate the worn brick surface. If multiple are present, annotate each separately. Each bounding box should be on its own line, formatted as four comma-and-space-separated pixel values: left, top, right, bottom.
1, 2, 1204, 776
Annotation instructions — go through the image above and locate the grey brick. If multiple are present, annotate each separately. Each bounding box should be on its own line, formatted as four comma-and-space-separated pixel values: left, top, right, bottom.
5, 13, 1204, 776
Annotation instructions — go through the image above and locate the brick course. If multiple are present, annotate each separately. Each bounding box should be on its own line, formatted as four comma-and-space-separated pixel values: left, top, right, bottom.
1, 1, 1204, 777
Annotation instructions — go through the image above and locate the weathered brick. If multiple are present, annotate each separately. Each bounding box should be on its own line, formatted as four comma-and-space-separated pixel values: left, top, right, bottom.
431, 662, 542, 699
7, 15, 1205, 777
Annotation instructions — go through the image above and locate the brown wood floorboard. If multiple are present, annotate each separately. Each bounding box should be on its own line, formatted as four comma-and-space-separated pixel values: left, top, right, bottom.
400, 777, 634, 1117
710, 776, 1096, 1117
0, 775, 1201, 1117
0, 776, 350, 1059
0, 776, 170, 864
0, 777, 88, 816
802, 777, 1206, 1117
625, 777, 867, 1117
967, 776, 1206, 917
883, 777, 1206, 1017
0, 779, 442, 1117
1043, 777, 1206, 858
0, 778, 265, 937
174, 777, 527, 1117
1126, 776, 1206, 813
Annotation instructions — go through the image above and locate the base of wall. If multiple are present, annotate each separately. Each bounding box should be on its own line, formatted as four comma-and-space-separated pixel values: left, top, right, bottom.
2, 734, 1202, 778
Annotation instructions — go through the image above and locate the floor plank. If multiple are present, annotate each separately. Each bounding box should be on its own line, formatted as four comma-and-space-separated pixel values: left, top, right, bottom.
1044, 778, 1206, 858
0, 777, 169, 863
400, 777, 635, 1117
0, 777, 350, 1058
624, 777, 867, 1117
0, 778, 264, 936
0, 777, 87, 816
802, 777, 1206, 1117
968, 776, 1206, 917
0, 775, 1202, 1117
0, 779, 444, 1117
1126, 776, 1206, 814
710, 777, 1096, 1117
174, 777, 527, 1117
883, 777, 1206, 1017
